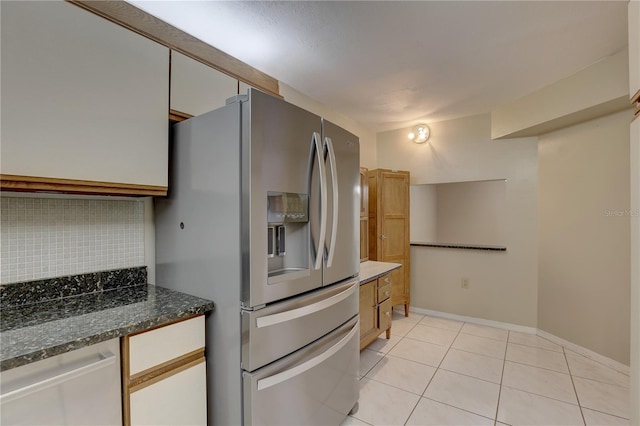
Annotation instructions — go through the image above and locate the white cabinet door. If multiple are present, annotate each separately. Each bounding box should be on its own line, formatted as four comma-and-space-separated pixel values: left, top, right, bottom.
1, 1, 169, 187
130, 361, 207, 426
630, 0, 640, 101
171, 51, 238, 117
124, 316, 207, 426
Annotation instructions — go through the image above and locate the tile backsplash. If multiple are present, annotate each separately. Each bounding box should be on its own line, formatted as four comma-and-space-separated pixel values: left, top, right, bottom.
0, 196, 145, 284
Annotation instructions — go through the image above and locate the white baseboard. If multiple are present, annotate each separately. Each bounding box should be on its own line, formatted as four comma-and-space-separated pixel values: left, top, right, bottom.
536, 329, 630, 376
408, 306, 537, 334
408, 306, 630, 376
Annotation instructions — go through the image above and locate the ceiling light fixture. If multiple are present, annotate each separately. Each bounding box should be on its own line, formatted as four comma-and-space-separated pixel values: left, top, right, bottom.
408, 124, 430, 144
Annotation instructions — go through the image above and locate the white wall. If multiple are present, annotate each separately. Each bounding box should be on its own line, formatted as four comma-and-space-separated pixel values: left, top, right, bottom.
410, 185, 437, 242
435, 180, 506, 246
279, 83, 377, 168
492, 50, 629, 139
377, 113, 539, 326
538, 109, 632, 365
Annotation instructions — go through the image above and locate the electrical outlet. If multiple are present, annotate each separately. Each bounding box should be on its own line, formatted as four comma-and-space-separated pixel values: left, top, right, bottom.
461, 278, 470, 289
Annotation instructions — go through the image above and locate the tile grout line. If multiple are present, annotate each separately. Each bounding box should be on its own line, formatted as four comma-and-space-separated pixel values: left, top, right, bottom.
403, 318, 465, 425
493, 330, 510, 426
441, 345, 508, 362
563, 346, 587, 426
503, 358, 572, 376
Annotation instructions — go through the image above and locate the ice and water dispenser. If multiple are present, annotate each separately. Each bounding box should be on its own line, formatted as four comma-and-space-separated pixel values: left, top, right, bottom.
267, 192, 310, 284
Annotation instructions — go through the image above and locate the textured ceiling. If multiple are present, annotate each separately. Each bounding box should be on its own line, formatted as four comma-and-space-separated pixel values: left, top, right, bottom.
129, 1, 628, 131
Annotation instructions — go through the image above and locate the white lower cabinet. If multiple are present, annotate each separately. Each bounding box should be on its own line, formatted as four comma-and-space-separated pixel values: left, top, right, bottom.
123, 315, 207, 426
130, 361, 207, 426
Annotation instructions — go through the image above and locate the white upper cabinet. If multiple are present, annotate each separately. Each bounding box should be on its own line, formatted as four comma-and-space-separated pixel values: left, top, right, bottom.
1, 1, 169, 188
170, 51, 238, 117
630, 0, 640, 101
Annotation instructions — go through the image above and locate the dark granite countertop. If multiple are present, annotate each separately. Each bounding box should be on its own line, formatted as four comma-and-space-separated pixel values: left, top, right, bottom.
0, 284, 214, 371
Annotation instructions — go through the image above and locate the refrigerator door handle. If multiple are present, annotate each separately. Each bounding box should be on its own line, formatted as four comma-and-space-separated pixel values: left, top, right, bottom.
255, 319, 359, 391
254, 283, 356, 329
324, 136, 339, 268
312, 132, 327, 271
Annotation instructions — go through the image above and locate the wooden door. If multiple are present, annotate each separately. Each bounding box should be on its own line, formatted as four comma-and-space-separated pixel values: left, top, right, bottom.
379, 171, 410, 307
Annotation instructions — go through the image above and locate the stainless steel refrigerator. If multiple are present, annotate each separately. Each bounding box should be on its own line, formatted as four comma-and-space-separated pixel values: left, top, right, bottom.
155, 89, 360, 425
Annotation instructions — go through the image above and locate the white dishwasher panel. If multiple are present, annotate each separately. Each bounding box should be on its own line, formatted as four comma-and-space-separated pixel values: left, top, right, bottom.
0, 338, 122, 426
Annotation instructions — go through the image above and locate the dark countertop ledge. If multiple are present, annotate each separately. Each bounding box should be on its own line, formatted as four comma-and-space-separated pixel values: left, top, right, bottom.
0, 284, 214, 371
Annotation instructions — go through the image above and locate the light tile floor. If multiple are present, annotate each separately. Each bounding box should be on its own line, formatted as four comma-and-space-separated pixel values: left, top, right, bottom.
343, 310, 631, 426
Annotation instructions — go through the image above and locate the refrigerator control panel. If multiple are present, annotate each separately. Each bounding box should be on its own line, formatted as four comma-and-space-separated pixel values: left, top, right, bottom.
267, 192, 309, 224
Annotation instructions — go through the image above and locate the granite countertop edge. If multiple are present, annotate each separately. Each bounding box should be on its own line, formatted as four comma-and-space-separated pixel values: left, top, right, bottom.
0, 284, 214, 372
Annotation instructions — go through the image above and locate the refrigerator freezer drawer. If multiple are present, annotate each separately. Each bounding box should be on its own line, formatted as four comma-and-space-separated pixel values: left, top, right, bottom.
241, 279, 359, 371
242, 316, 359, 426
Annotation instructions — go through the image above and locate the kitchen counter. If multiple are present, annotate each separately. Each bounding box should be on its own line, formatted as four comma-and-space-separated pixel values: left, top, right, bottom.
359, 260, 402, 283
0, 269, 214, 371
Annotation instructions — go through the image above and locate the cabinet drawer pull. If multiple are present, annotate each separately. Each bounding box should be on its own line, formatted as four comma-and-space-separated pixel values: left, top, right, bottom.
385, 311, 391, 317
384, 291, 390, 297
384, 278, 390, 284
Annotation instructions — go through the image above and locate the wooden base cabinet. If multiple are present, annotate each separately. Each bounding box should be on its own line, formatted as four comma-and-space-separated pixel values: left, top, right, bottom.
367, 169, 411, 316
122, 315, 207, 426
359, 273, 393, 350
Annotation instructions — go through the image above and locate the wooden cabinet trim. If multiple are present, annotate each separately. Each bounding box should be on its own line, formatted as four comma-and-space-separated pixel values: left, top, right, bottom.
359, 167, 369, 262
129, 349, 205, 393
68, 0, 280, 98
632, 89, 640, 105
121, 335, 131, 426
169, 109, 193, 122
0, 174, 167, 197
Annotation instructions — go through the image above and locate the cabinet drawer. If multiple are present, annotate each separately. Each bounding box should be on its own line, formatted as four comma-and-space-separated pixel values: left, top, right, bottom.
128, 316, 205, 375
130, 361, 207, 426
378, 298, 392, 331
378, 274, 391, 289
377, 283, 391, 303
